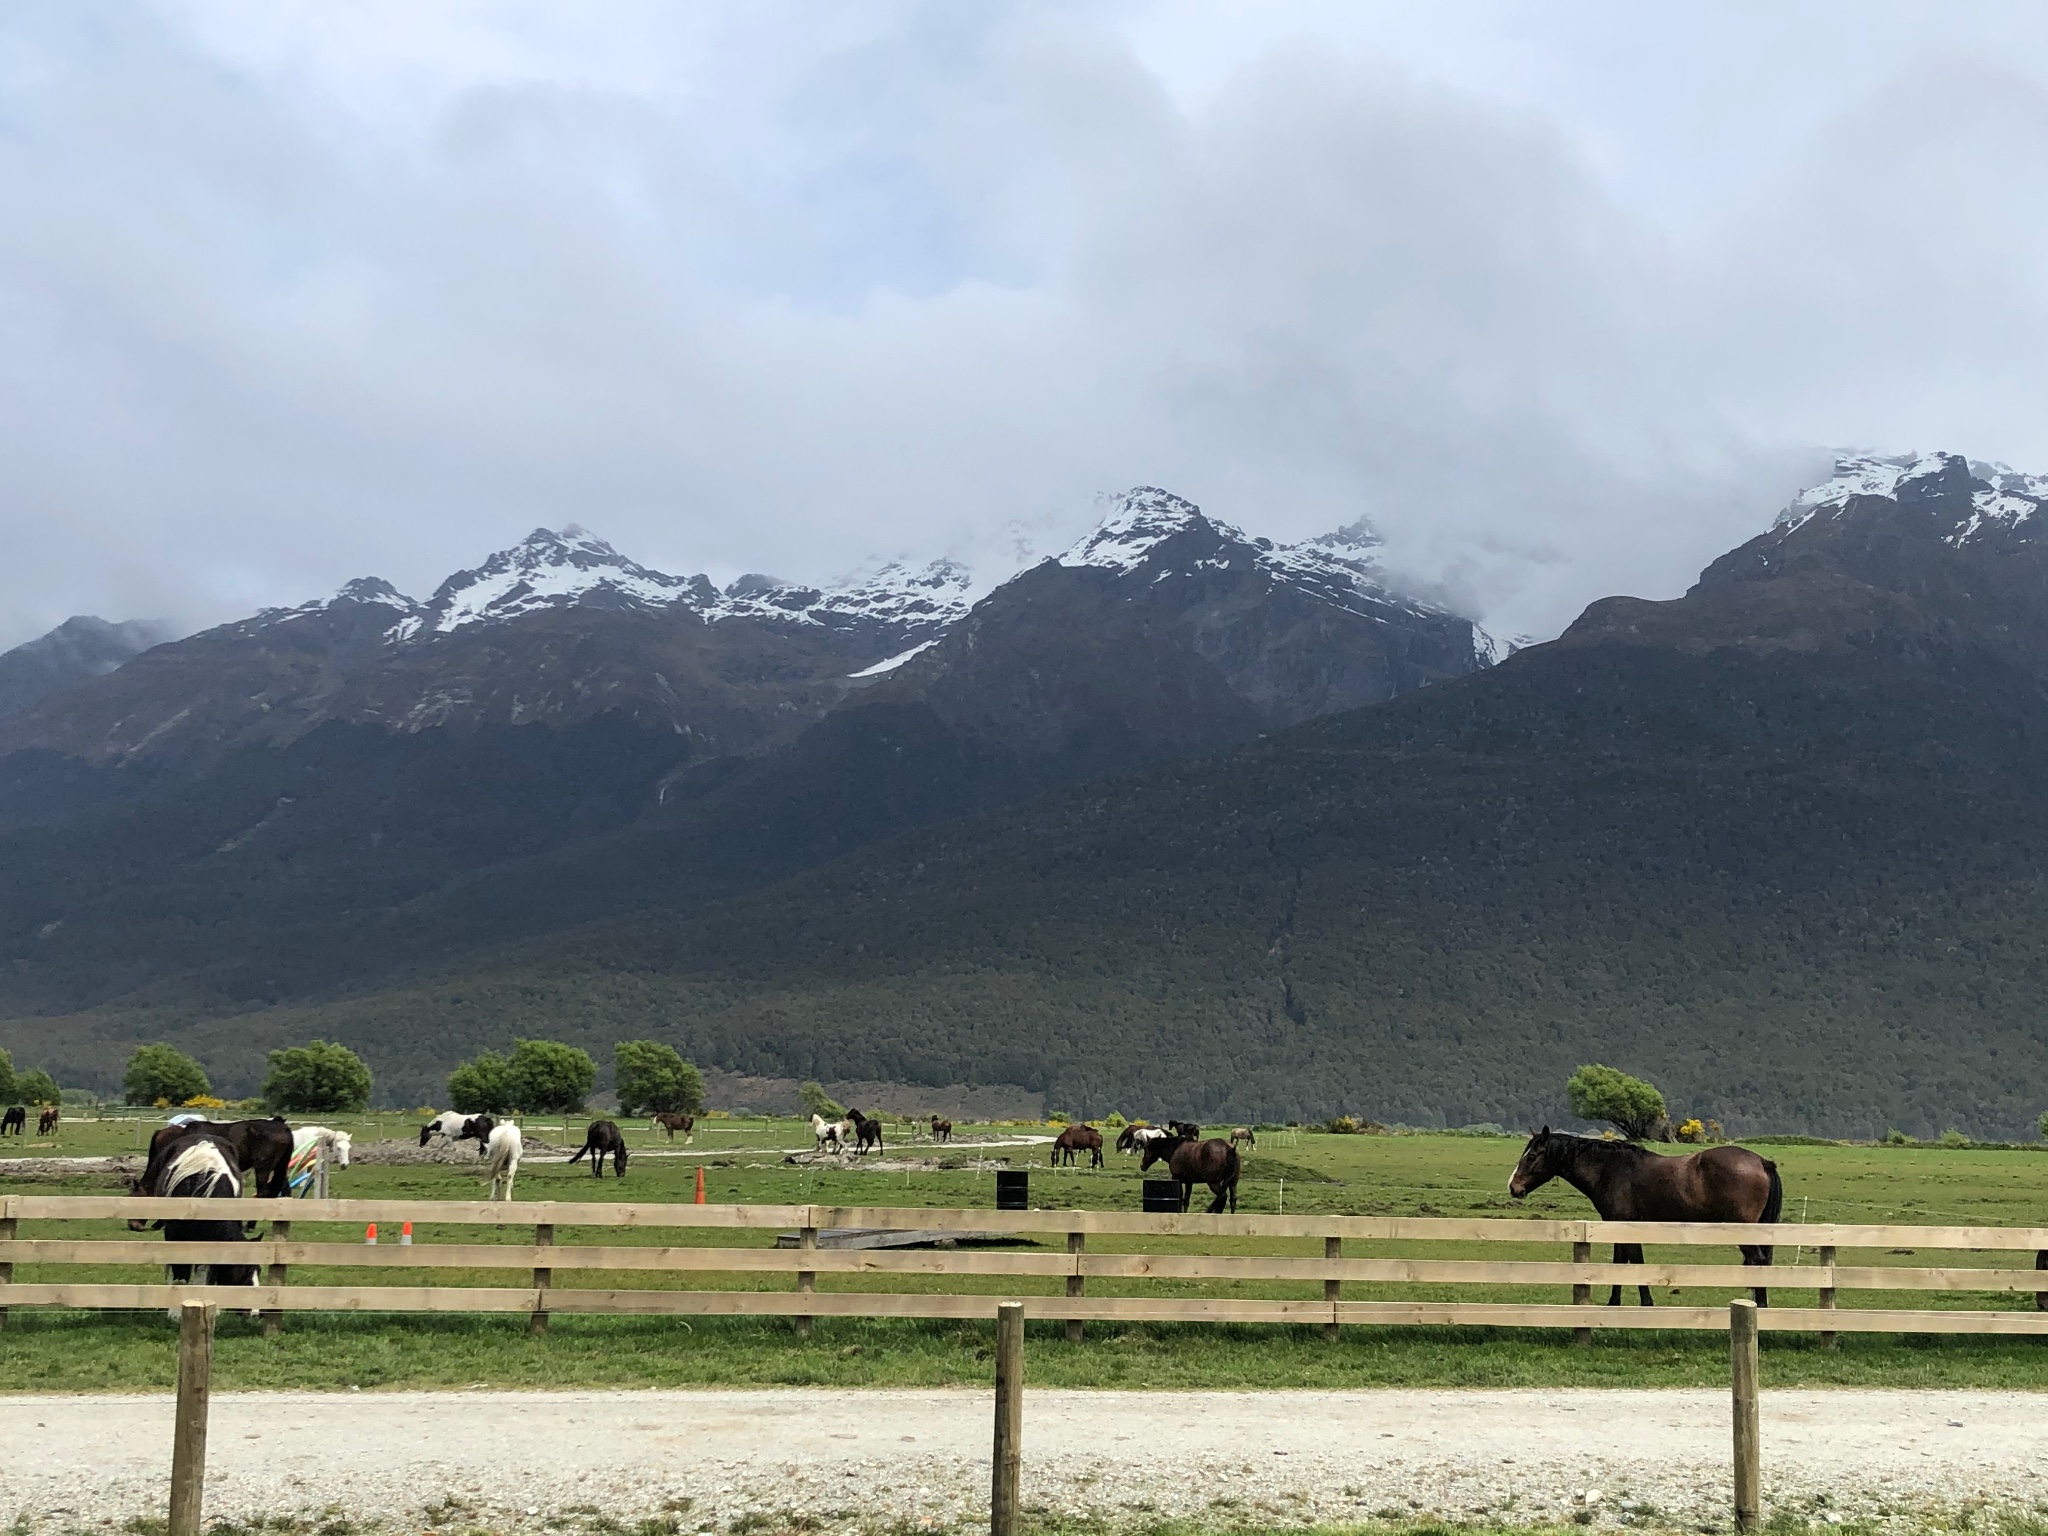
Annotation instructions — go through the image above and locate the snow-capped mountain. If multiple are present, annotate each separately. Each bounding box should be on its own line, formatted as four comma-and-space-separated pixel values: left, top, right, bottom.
1776, 451, 2048, 547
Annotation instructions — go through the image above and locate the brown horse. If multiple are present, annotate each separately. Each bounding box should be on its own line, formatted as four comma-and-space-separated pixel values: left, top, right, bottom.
569, 1119, 629, 1178
37, 1107, 57, 1135
651, 1112, 695, 1142
1140, 1134, 1240, 1213
1508, 1127, 1782, 1306
929, 1116, 952, 1144
1052, 1125, 1103, 1168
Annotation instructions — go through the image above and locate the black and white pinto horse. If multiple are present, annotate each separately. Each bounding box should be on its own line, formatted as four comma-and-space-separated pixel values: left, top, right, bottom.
421, 1110, 498, 1152
127, 1131, 257, 1315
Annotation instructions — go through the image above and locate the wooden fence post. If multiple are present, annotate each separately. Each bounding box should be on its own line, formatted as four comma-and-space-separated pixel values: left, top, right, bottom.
1324, 1235, 1341, 1342
314, 1142, 330, 1201
531, 1222, 554, 1335
1730, 1298, 1760, 1534
263, 1219, 290, 1339
168, 1301, 216, 1536
992, 1301, 1024, 1536
1571, 1237, 1592, 1347
796, 1219, 817, 1338
1065, 1230, 1084, 1344
1817, 1245, 1836, 1351
0, 1200, 16, 1331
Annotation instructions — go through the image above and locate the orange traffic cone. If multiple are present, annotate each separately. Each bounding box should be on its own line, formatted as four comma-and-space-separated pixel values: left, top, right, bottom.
694, 1165, 706, 1205
364, 1222, 377, 1244
400, 1221, 413, 1246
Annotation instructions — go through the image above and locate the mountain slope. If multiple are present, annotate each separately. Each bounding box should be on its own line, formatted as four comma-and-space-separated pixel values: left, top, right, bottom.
0, 617, 170, 721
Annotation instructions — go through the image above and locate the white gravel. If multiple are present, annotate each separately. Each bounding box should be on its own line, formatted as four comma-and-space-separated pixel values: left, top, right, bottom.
1, 1388, 2043, 1534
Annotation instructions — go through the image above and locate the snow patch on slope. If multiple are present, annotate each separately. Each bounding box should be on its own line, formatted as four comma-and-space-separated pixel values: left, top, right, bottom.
1778, 452, 2048, 544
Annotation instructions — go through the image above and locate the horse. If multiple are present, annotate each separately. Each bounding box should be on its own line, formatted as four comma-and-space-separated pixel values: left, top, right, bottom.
810, 1113, 847, 1153
569, 1119, 629, 1178
0, 1107, 22, 1136
140, 1117, 294, 1200
286, 1127, 352, 1196
1052, 1124, 1104, 1168
126, 1130, 257, 1313
1229, 1127, 1257, 1150
1139, 1134, 1240, 1213
419, 1111, 475, 1147
929, 1117, 952, 1144
1508, 1127, 1782, 1306
846, 1109, 884, 1156
1116, 1123, 1165, 1153
36, 1107, 57, 1135
1166, 1120, 1201, 1140
454, 1115, 497, 1156
651, 1112, 695, 1142
481, 1122, 523, 1200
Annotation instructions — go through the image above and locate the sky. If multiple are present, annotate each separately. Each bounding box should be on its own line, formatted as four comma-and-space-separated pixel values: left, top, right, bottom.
5, 1, 2048, 648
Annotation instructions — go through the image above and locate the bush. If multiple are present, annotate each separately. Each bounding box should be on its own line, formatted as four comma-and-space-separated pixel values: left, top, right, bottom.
1675, 1117, 1706, 1143
1566, 1064, 1669, 1142
2038, 1111, 2048, 1142
14, 1068, 58, 1106
447, 1051, 514, 1115
614, 1041, 704, 1117
799, 1081, 845, 1119
264, 1040, 372, 1113
506, 1039, 595, 1114
1105, 1112, 1127, 1128
1883, 1127, 1912, 1145
1939, 1127, 1971, 1148
124, 1044, 210, 1108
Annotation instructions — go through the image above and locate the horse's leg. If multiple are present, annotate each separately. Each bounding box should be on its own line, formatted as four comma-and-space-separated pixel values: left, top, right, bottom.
1742, 1245, 1771, 1308
1629, 1243, 1652, 1307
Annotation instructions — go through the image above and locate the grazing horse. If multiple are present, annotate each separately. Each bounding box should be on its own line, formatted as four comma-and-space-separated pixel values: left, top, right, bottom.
286, 1127, 351, 1195
1166, 1120, 1201, 1140
810, 1113, 847, 1153
127, 1132, 257, 1311
1052, 1124, 1104, 1168
1140, 1134, 1240, 1213
569, 1119, 629, 1178
929, 1116, 952, 1144
846, 1109, 884, 1156
1116, 1123, 1165, 1153
37, 1107, 58, 1136
141, 1117, 294, 1199
419, 1111, 476, 1147
481, 1122, 523, 1200
651, 1112, 695, 1142
1508, 1127, 1782, 1306
1229, 1127, 1257, 1150
0, 1107, 22, 1136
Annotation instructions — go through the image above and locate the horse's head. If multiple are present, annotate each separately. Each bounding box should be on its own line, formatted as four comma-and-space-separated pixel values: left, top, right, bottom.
1139, 1135, 1184, 1172
418, 1123, 435, 1147
1508, 1126, 1562, 1199
331, 1131, 352, 1169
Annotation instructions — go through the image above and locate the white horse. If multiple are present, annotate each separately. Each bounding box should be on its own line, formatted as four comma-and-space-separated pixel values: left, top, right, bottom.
287, 1126, 352, 1195
810, 1113, 848, 1153
482, 1122, 522, 1201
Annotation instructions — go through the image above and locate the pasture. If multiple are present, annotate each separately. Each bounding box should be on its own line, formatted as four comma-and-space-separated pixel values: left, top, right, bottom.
4, 1113, 2048, 1393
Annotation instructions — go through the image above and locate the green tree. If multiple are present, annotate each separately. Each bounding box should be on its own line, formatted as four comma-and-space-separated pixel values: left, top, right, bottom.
447, 1050, 514, 1115
1566, 1063, 1669, 1142
506, 1039, 595, 1114
799, 1080, 845, 1119
0, 1047, 15, 1104
614, 1041, 704, 1117
123, 1044, 210, 1107
264, 1040, 372, 1113
2039, 1111, 2048, 1142
14, 1068, 59, 1106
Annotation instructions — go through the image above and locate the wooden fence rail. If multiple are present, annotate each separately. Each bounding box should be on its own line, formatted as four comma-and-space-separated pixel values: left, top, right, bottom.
4, 1197, 2047, 1333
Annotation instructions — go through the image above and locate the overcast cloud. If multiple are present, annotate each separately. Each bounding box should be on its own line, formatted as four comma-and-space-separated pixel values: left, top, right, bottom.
4, 1, 2048, 648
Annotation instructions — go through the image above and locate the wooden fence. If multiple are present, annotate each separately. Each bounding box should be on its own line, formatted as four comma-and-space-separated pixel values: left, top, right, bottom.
5, 1195, 2048, 1335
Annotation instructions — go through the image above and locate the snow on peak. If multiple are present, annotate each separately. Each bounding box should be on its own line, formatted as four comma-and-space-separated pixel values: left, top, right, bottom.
702, 555, 977, 635
333, 577, 419, 610
1777, 451, 2048, 545
411, 526, 702, 635
1059, 487, 1218, 571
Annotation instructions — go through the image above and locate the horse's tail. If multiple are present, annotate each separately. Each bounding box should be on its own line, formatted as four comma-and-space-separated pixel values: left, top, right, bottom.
567, 1142, 588, 1164
1756, 1158, 1783, 1263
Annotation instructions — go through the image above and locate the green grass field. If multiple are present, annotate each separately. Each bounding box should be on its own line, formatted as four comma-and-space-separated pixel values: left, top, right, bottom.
3, 1114, 2047, 1393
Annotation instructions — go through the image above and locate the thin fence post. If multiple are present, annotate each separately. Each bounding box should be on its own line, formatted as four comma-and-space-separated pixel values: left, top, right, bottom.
1730, 1298, 1760, 1534
1324, 1235, 1341, 1343
314, 1142, 330, 1201
1817, 1245, 1837, 1351
0, 1200, 16, 1331
796, 1218, 817, 1338
168, 1301, 216, 1536
263, 1219, 290, 1338
531, 1222, 554, 1335
992, 1301, 1024, 1536
1065, 1230, 1084, 1344
1571, 1237, 1592, 1347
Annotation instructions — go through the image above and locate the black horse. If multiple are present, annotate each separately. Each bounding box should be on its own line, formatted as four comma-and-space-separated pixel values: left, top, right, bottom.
1139, 1134, 1240, 1213
0, 1106, 23, 1136
847, 1109, 884, 1156
140, 1117, 294, 1199
1508, 1127, 1783, 1306
455, 1115, 497, 1157
568, 1119, 629, 1178
126, 1129, 258, 1298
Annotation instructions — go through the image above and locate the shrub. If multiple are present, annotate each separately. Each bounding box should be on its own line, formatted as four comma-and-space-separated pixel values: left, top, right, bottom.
1675, 1117, 1706, 1143
505, 1039, 595, 1114
614, 1041, 704, 1118
0, 1047, 15, 1104
263, 1040, 372, 1113
1883, 1127, 1912, 1145
2039, 1111, 2048, 1142
799, 1081, 845, 1119
1105, 1112, 1126, 1128
1939, 1127, 1971, 1148
1566, 1064, 1669, 1141
447, 1051, 514, 1115
14, 1068, 59, 1106
181, 1094, 228, 1110
124, 1044, 209, 1108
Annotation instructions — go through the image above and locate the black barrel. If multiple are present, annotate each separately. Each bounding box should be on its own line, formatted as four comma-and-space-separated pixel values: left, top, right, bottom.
1142, 1179, 1184, 1213
995, 1169, 1030, 1210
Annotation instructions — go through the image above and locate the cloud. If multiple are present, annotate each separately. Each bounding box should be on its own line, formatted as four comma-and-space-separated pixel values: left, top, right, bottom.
0, 3, 2043, 649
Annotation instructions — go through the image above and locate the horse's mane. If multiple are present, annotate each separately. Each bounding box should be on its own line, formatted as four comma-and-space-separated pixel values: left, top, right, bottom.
1550, 1132, 1657, 1163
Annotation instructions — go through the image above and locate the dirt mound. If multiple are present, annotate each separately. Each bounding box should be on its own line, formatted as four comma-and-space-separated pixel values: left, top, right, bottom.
351, 1134, 574, 1166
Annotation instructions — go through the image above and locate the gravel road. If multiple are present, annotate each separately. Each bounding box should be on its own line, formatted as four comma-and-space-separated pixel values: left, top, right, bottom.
2, 1388, 2042, 1534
